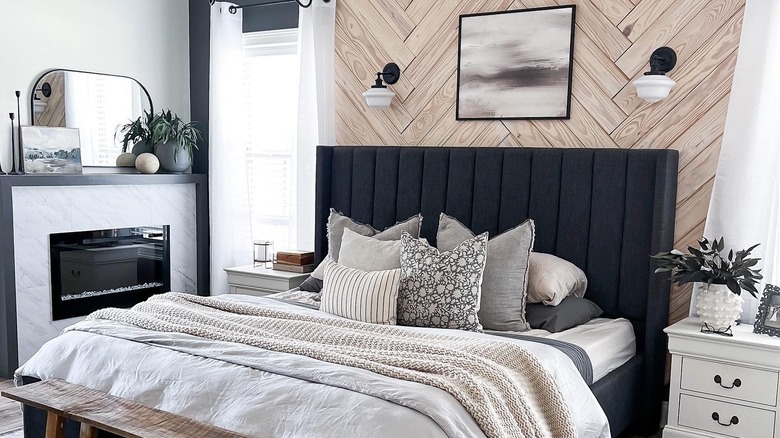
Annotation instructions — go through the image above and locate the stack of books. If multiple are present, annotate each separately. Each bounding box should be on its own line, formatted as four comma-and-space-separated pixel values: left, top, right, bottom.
273, 250, 315, 273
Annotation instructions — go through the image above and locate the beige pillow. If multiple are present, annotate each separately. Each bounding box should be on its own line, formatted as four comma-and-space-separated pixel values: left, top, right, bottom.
526, 253, 588, 306
320, 259, 401, 325
310, 210, 421, 281
338, 228, 401, 271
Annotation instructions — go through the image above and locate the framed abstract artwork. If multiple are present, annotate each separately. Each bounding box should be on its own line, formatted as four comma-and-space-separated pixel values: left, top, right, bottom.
21, 126, 82, 174
456, 5, 576, 120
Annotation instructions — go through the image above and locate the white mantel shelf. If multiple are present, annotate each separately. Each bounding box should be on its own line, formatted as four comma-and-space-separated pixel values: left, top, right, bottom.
0, 172, 209, 379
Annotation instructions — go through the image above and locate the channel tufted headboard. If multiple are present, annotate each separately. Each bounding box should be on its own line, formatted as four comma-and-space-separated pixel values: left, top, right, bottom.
314, 145, 678, 435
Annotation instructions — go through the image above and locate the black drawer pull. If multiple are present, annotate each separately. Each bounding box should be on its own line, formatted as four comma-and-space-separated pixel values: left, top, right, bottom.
711, 412, 739, 426
70, 269, 81, 278
714, 375, 741, 389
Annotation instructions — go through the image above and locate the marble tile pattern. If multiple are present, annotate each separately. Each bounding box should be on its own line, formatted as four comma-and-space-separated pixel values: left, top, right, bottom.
12, 184, 198, 364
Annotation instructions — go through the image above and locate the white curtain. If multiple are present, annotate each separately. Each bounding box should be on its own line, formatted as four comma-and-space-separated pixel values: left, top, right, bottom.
209, 3, 253, 295
295, 0, 337, 250
695, 0, 780, 322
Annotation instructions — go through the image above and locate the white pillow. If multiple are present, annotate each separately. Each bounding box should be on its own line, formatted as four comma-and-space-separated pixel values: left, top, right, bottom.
320, 259, 401, 325
338, 228, 401, 271
526, 253, 588, 306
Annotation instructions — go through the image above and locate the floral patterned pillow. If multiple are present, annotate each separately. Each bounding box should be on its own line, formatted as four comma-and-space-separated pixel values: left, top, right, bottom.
397, 231, 488, 331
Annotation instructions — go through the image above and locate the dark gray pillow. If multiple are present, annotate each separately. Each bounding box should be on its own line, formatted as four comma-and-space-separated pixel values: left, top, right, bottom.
525, 297, 603, 333
299, 276, 323, 292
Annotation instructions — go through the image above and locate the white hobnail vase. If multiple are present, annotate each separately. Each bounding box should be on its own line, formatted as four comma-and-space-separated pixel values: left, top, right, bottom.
695, 283, 744, 332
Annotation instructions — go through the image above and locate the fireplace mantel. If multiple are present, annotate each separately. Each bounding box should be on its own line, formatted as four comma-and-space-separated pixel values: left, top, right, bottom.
0, 174, 209, 378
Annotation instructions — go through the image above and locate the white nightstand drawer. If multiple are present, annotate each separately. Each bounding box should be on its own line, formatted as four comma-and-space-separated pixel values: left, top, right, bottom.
681, 357, 779, 406
678, 394, 776, 438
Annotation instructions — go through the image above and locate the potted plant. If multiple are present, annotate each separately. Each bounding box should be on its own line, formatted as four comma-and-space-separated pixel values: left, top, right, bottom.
117, 110, 155, 156
653, 237, 763, 333
149, 110, 202, 173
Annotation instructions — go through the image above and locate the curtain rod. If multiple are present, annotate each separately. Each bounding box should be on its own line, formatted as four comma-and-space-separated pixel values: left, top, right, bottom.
209, 0, 331, 13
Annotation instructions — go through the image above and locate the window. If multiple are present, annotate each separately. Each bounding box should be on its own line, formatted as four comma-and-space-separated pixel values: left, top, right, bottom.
242, 29, 300, 252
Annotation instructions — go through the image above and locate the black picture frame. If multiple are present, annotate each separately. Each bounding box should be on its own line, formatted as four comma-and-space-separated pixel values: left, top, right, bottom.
754, 284, 780, 337
455, 5, 576, 120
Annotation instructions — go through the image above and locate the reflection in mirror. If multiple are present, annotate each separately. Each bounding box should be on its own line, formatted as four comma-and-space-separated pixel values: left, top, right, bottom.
31, 70, 153, 167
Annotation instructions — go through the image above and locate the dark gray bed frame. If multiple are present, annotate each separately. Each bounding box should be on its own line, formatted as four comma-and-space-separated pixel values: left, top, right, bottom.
314, 146, 678, 437
21, 145, 677, 438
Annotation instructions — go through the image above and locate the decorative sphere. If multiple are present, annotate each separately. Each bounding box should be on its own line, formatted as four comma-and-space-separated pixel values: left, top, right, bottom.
115, 153, 137, 167
135, 153, 160, 174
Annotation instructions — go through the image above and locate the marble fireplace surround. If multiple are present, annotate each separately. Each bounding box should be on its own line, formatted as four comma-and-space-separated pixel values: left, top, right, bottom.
0, 174, 209, 378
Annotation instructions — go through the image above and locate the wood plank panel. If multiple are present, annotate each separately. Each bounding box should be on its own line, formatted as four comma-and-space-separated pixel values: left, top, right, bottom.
674, 94, 730, 170
567, 0, 632, 61
374, 0, 416, 40
589, 0, 635, 26
338, 0, 415, 68
612, 42, 740, 147
335, 26, 414, 102
677, 135, 722, 204
619, 0, 675, 42
335, 0, 748, 322
502, 120, 554, 147
571, 59, 626, 132
401, 72, 458, 144
631, 51, 738, 150
616, 0, 741, 79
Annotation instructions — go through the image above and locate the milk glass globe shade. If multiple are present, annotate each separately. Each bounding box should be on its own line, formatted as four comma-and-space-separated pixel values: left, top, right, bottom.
633, 75, 676, 103
363, 87, 395, 109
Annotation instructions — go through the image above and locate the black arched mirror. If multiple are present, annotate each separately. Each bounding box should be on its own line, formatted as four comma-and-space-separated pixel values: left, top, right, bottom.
30, 69, 153, 167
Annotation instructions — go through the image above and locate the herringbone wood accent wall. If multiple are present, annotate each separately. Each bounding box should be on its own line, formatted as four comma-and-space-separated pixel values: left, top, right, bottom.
334, 0, 746, 324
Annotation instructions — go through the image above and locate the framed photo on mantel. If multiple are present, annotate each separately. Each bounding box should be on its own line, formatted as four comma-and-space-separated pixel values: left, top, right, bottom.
755, 284, 780, 338
456, 5, 576, 120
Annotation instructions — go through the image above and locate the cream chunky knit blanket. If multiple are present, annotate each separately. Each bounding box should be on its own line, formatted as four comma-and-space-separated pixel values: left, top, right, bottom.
88, 293, 577, 438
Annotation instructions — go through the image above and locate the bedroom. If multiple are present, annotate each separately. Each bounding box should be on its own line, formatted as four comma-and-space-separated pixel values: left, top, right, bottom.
0, 0, 775, 437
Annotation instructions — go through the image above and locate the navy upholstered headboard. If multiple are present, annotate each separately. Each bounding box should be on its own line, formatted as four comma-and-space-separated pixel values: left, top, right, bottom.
314, 146, 678, 432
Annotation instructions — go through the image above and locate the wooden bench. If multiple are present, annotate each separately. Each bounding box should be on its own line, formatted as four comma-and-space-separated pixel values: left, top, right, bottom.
1, 379, 248, 438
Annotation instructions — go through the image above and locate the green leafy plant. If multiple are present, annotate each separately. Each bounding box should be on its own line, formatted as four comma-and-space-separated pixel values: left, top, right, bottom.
149, 110, 202, 162
116, 110, 155, 153
652, 237, 763, 298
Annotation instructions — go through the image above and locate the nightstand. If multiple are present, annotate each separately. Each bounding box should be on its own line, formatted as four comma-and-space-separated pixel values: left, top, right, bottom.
664, 317, 780, 438
224, 265, 309, 297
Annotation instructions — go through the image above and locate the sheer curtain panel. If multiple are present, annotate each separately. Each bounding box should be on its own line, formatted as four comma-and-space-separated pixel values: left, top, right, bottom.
209, 3, 253, 295
696, 0, 780, 322
295, 0, 336, 250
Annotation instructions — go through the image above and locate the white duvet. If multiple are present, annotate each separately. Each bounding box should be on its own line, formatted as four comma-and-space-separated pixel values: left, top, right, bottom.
17, 294, 609, 438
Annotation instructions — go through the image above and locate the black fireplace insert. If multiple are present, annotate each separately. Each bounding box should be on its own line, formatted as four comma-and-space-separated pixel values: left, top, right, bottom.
49, 225, 171, 320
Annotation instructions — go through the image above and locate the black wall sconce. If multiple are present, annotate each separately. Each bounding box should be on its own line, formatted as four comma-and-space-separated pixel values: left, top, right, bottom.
633, 47, 677, 103
362, 63, 401, 109
33, 82, 52, 115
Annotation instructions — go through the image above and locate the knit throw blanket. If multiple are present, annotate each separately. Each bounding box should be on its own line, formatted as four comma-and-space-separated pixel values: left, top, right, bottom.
88, 293, 577, 438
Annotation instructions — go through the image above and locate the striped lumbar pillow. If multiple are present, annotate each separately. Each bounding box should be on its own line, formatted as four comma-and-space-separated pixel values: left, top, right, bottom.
320, 259, 401, 325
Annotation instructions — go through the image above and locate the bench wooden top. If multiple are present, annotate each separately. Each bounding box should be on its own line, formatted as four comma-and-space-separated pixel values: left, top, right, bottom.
1, 379, 248, 438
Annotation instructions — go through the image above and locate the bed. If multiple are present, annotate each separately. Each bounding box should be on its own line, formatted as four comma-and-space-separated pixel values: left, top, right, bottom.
17, 146, 678, 437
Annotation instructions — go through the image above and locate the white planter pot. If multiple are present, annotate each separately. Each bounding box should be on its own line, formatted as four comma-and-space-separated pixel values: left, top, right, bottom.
695, 283, 744, 332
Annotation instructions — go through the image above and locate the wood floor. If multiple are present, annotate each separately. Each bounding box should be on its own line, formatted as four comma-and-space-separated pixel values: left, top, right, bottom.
0, 380, 22, 434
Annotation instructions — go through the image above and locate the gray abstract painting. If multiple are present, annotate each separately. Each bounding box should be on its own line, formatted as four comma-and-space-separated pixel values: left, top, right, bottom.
21, 126, 82, 174
457, 6, 575, 120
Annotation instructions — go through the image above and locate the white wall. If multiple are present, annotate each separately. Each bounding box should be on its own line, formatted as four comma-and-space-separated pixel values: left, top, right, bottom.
0, 0, 191, 171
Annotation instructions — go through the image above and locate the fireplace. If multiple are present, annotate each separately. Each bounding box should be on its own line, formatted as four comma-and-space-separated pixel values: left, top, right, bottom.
49, 225, 171, 320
